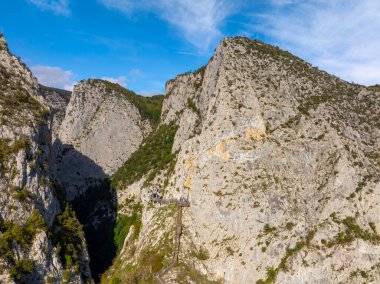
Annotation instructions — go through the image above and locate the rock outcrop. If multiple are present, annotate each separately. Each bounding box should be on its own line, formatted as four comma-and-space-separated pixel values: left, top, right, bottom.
0, 33, 91, 284
106, 37, 380, 284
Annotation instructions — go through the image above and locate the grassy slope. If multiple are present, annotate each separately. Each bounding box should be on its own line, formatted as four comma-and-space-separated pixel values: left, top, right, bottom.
111, 122, 178, 189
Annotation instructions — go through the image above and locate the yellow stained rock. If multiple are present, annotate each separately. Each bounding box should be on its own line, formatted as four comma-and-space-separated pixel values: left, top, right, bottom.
184, 157, 195, 170
184, 157, 196, 189
245, 127, 265, 140
183, 167, 195, 189
208, 141, 229, 160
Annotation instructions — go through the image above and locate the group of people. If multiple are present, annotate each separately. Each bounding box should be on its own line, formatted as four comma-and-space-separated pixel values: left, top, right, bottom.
179, 196, 188, 203
149, 183, 189, 204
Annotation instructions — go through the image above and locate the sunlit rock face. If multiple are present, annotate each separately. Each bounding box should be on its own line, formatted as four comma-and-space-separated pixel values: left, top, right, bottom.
110, 37, 380, 283
56, 79, 152, 200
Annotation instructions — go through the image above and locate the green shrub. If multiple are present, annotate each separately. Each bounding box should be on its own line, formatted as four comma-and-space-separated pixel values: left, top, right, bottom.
0, 210, 47, 262
63, 269, 71, 281
339, 217, 380, 244
25, 209, 47, 233
266, 266, 277, 283
11, 135, 31, 153
9, 258, 35, 281
263, 224, 276, 234
226, 247, 234, 255
52, 205, 84, 269
0, 136, 31, 176
11, 186, 34, 202
0, 87, 45, 126
187, 98, 201, 117
257, 229, 315, 284
113, 217, 130, 251
298, 94, 332, 116
114, 204, 142, 252
368, 84, 380, 92
110, 277, 122, 284
0, 212, 45, 280
369, 222, 377, 234
190, 246, 210, 260
285, 222, 295, 230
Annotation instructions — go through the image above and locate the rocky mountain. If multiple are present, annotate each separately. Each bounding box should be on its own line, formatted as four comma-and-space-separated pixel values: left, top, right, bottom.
103, 37, 380, 283
0, 33, 91, 283
1, 31, 380, 284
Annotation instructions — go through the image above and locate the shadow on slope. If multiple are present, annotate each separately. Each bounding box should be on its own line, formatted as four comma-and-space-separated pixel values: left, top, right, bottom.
71, 179, 116, 283
53, 139, 117, 283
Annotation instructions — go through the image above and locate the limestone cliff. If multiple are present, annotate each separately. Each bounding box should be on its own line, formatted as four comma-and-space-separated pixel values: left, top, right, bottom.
53, 78, 163, 280
105, 37, 380, 283
2, 30, 380, 284
56, 79, 162, 198
0, 33, 91, 283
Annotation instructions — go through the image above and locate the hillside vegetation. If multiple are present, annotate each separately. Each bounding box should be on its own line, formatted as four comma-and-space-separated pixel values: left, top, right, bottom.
111, 122, 178, 189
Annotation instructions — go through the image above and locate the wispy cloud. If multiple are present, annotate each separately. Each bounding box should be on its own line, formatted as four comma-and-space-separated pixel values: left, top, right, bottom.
129, 69, 143, 77
28, 0, 71, 16
176, 50, 200, 56
270, 0, 295, 6
31, 65, 75, 90
251, 0, 380, 85
98, 0, 239, 52
101, 76, 127, 87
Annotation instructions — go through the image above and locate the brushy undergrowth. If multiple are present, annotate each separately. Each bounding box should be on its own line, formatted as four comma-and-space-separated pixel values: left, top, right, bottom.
114, 203, 142, 252
0, 210, 46, 280
111, 122, 178, 189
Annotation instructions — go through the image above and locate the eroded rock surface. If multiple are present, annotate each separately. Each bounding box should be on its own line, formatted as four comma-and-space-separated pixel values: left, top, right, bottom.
0, 33, 91, 283
108, 37, 380, 284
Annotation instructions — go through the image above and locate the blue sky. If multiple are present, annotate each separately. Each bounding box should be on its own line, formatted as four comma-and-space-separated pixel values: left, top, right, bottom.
1, 0, 379, 94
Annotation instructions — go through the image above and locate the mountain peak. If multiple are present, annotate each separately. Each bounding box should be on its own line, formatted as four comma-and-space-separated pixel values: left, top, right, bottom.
218, 36, 311, 67
0, 32, 9, 51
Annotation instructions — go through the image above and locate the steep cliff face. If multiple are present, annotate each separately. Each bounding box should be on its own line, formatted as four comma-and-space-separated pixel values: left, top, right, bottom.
52, 78, 163, 280
0, 34, 91, 283
56, 79, 162, 198
38, 84, 71, 138
106, 37, 380, 283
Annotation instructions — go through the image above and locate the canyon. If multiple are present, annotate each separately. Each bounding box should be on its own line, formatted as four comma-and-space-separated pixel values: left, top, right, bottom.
1, 33, 379, 283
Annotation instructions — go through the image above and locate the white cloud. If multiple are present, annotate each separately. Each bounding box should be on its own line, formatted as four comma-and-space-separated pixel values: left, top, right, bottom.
28, 0, 71, 16
101, 76, 127, 87
31, 65, 75, 91
63, 83, 75, 91
252, 0, 380, 85
129, 69, 143, 77
98, 0, 238, 52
